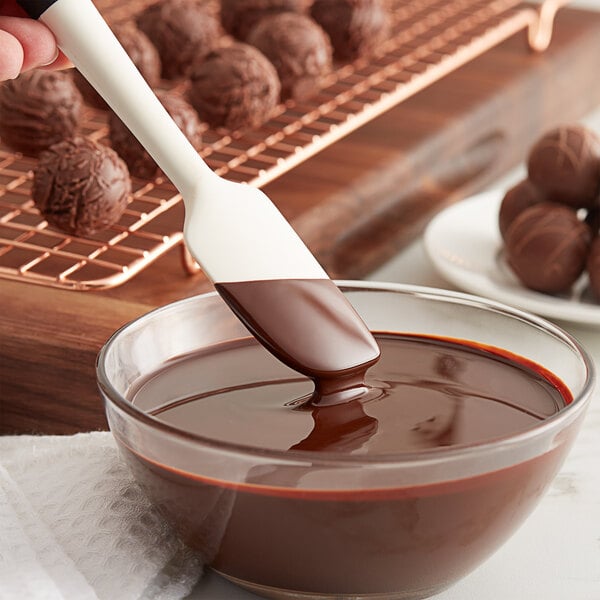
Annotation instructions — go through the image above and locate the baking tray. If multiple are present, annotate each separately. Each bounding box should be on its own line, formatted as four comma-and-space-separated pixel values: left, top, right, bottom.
0, 0, 570, 290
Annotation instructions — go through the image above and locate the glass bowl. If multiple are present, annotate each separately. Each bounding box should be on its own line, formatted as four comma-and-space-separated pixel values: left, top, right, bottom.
97, 282, 594, 600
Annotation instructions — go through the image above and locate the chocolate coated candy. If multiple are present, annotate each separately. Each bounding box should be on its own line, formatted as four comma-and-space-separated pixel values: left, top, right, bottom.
527, 125, 600, 209
498, 179, 544, 240
505, 202, 592, 294
587, 237, 600, 301
33, 137, 131, 237
0, 70, 82, 156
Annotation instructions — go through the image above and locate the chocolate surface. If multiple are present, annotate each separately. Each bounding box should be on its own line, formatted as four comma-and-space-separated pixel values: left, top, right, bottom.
498, 179, 545, 240
188, 43, 281, 130
220, 0, 307, 41
32, 137, 131, 237
247, 12, 333, 101
310, 0, 391, 61
136, 0, 222, 79
0, 70, 82, 156
505, 202, 592, 294
109, 91, 202, 179
587, 236, 600, 300
73, 23, 162, 110
123, 332, 571, 596
527, 125, 600, 209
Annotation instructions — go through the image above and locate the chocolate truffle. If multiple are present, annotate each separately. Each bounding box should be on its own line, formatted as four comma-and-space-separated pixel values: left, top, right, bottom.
498, 179, 545, 240
585, 208, 600, 235
188, 43, 280, 130
32, 137, 131, 237
73, 23, 162, 110
109, 91, 203, 179
247, 12, 332, 102
504, 202, 592, 294
0, 70, 82, 156
136, 0, 222, 80
587, 236, 600, 301
221, 0, 306, 41
527, 125, 600, 209
310, 0, 391, 61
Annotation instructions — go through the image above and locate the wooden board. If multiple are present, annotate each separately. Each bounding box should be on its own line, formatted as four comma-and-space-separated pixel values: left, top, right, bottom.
2, 7, 600, 434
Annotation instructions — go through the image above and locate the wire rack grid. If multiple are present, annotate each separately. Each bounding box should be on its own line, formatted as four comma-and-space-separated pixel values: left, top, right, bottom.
0, 0, 569, 290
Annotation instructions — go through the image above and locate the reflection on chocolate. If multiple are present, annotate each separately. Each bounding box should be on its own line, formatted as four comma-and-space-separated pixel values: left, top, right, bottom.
220, 0, 306, 41
73, 23, 161, 110
587, 237, 600, 300
136, 0, 222, 79
527, 125, 600, 209
123, 332, 570, 596
498, 179, 544, 240
188, 43, 281, 130
505, 202, 592, 294
32, 137, 131, 236
310, 0, 391, 60
247, 12, 333, 102
109, 91, 202, 179
0, 70, 82, 156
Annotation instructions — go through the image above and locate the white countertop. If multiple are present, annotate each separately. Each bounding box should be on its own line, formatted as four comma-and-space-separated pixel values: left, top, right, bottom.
191, 114, 600, 600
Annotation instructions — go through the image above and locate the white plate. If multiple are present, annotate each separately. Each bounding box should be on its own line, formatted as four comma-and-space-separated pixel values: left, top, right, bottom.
423, 191, 600, 326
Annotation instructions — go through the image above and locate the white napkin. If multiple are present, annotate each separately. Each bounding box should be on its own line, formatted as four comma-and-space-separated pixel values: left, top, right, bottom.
0, 432, 203, 600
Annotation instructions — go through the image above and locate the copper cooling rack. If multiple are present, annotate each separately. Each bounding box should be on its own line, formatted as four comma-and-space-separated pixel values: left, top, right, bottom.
0, 0, 571, 290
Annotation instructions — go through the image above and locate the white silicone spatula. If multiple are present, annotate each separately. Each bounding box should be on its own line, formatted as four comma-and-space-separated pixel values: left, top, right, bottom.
17, 0, 380, 380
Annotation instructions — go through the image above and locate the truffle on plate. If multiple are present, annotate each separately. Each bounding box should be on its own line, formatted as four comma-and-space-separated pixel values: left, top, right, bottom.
310, 0, 391, 61
498, 179, 545, 240
247, 12, 332, 101
504, 202, 592, 294
527, 125, 600, 209
110, 91, 203, 179
188, 43, 280, 130
136, 0, 222, 79
221, 0, 306, 41
587, 236, 600, 301
0, 70, 82, 156
73, 22, 162, 110
32, 137, 131, 237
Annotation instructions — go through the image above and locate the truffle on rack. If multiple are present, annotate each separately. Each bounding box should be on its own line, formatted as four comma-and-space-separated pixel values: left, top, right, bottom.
247, 12, 333, 102
310, 0, 391, 61
136, 0, 222, 79
73, 22, 162, 110
220, 0, 307, 41
504, 202, 592, 294
187, 43, 281, 131
32, 137, 131, 237
0, 70, 82, 156
527, 125, 600, 209
110, 91, 203, 179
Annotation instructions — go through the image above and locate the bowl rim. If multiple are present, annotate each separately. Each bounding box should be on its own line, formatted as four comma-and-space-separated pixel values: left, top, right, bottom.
97, 281, 596, 466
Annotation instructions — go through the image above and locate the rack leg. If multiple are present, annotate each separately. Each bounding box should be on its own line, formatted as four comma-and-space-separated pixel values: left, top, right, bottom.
528, 0, 572, 51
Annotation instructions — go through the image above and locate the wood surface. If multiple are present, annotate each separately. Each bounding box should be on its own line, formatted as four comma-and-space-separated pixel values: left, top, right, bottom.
2, 7, 600, 435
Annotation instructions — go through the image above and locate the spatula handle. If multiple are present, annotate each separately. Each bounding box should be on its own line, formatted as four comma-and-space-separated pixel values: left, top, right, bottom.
17, 0, 210, 199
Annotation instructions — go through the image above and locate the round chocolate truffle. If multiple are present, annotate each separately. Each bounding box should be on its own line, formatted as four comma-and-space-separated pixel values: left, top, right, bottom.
32, 137, 131, 237
73, 23, 162, 110
310, 0, 391, 61
247, 12, 332, 102
188, 43, 281, 130
504, 202, 592, 294
527, 125, 600, 209
109, 91, 203, 179
136, 0, 222, 80
221, 0, 306, 41
587, 236, 600, 301
498, 179, 545, 240
0, 70, 82, 156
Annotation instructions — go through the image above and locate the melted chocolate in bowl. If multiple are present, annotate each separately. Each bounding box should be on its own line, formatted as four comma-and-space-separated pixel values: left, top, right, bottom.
122, 333, 575, 599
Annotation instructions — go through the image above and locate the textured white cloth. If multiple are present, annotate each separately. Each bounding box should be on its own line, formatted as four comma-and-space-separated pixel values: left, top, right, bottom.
0, 432, 203, 600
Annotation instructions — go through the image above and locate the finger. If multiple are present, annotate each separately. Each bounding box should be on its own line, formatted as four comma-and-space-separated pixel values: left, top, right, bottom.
0, 29, 23, 80
0, 16, 58, 72
38, 50, 73, 71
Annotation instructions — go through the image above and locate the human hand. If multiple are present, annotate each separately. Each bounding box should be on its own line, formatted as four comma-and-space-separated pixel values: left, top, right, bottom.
0, 0, 71, 81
